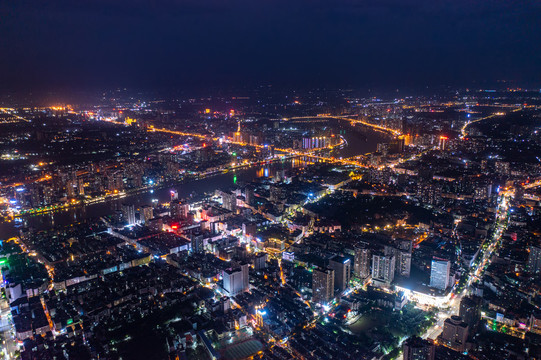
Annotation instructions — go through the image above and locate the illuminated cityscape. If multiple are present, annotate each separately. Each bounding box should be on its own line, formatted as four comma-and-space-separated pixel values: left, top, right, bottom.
1, 1, 541, 360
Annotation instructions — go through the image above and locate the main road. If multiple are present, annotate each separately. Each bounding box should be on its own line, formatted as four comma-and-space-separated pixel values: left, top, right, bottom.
393, 192, 512, 360
0, 108, 31, 123
421, 192, 511, 342
460, 107, 524, 138
282, 115, 402, 137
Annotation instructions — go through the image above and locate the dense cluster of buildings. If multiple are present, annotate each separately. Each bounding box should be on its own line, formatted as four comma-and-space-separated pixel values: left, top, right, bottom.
0, 88, 541, 359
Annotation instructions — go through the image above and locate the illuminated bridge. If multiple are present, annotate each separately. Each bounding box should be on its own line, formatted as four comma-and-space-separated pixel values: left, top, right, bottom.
281, 115, 402, 137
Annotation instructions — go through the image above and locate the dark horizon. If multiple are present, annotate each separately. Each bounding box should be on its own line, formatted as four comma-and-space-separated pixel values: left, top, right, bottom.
2, 0, 541, 93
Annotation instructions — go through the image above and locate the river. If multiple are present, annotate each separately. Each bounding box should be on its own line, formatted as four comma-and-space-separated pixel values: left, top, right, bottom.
0, 125, 389, 238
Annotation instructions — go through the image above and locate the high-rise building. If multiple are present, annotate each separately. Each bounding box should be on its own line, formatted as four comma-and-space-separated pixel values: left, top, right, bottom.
530, 313, 541, 335
403, 336, 435, 360
430, 258, 450, 290
354, 247, 371, 279
396, 250, 412, 278
121, 203, 136, 225
221, 296, 231, 313
140, 205, 154, 225
312, 267, 334, 304
372, 254, 395, 285
244, 185, 254, 206
223, 263, 249, 296
528, 245, 541, 275
397, 239, 413, 277
113, 171, 124, 191
241, 262, 249, 292
377, 142, 390, 156
459, 296, 481, 329
396, 238, 413, 253
191, 234, 205, 253
181, 202, 189, 219
440, 316, 469, 352
269, 185, 285, 203
495, 161, 510, 176
254, 253, 267, 271
170, 200, 189, 219
480, 159, 488, 172
417, 183, 441, 206
195, 146, 215, 163
242, 222, 257, 238
328, 256, 351, 292
66, 180, 76, 198
391, 137, 405, 153
221, 192, 237, 212
77, 178, 85, 196
439, 135, 448, 150
385, 241, 412, 278
302, 136, 335, 150
43, 186, 54, 205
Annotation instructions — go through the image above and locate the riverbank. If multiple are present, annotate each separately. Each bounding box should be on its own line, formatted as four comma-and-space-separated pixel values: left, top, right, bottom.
0, 125, 388, 238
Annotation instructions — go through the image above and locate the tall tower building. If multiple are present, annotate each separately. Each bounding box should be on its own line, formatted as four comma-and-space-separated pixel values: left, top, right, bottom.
245, 185, 254, 206
440, 316, 469, 352
495, 161, 510, 176
396, 250, 412, 278
354, 247, 371, 279
396, 239, 413, 278
328, 256, 351, 292
528, 245, 541, 274
254, 253, 267, 271
223, 264, 249, 296
241, 262, 249, 291
312, 267, 334, 304
191, 234, 205, 254
439, 135, 448, 150
140, 205, 154, 225
221, 192, 237, 212
385, 241, 412, 278
170, 200, 189, 219
403, 336, 435, 360
269, 185, 285, 203
372, 254, 395, 285
77, 178, 85, 196
430, 258, 450, 290
459, 296, 481, 329
66, 180, 76, 198
121, 203, 136, 225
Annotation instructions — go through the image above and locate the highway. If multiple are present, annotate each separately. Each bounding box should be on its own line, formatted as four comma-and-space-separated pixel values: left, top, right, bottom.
460, 107, 523, 138
282, 115, 402, 137
523, 179, 541, 189
0, 108, 31, 123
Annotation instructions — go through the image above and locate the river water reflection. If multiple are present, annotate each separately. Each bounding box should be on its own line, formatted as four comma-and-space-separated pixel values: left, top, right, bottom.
0, 126, 389, 238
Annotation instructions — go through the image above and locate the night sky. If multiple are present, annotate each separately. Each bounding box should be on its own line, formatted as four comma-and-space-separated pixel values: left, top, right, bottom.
1, 0, 541, 91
